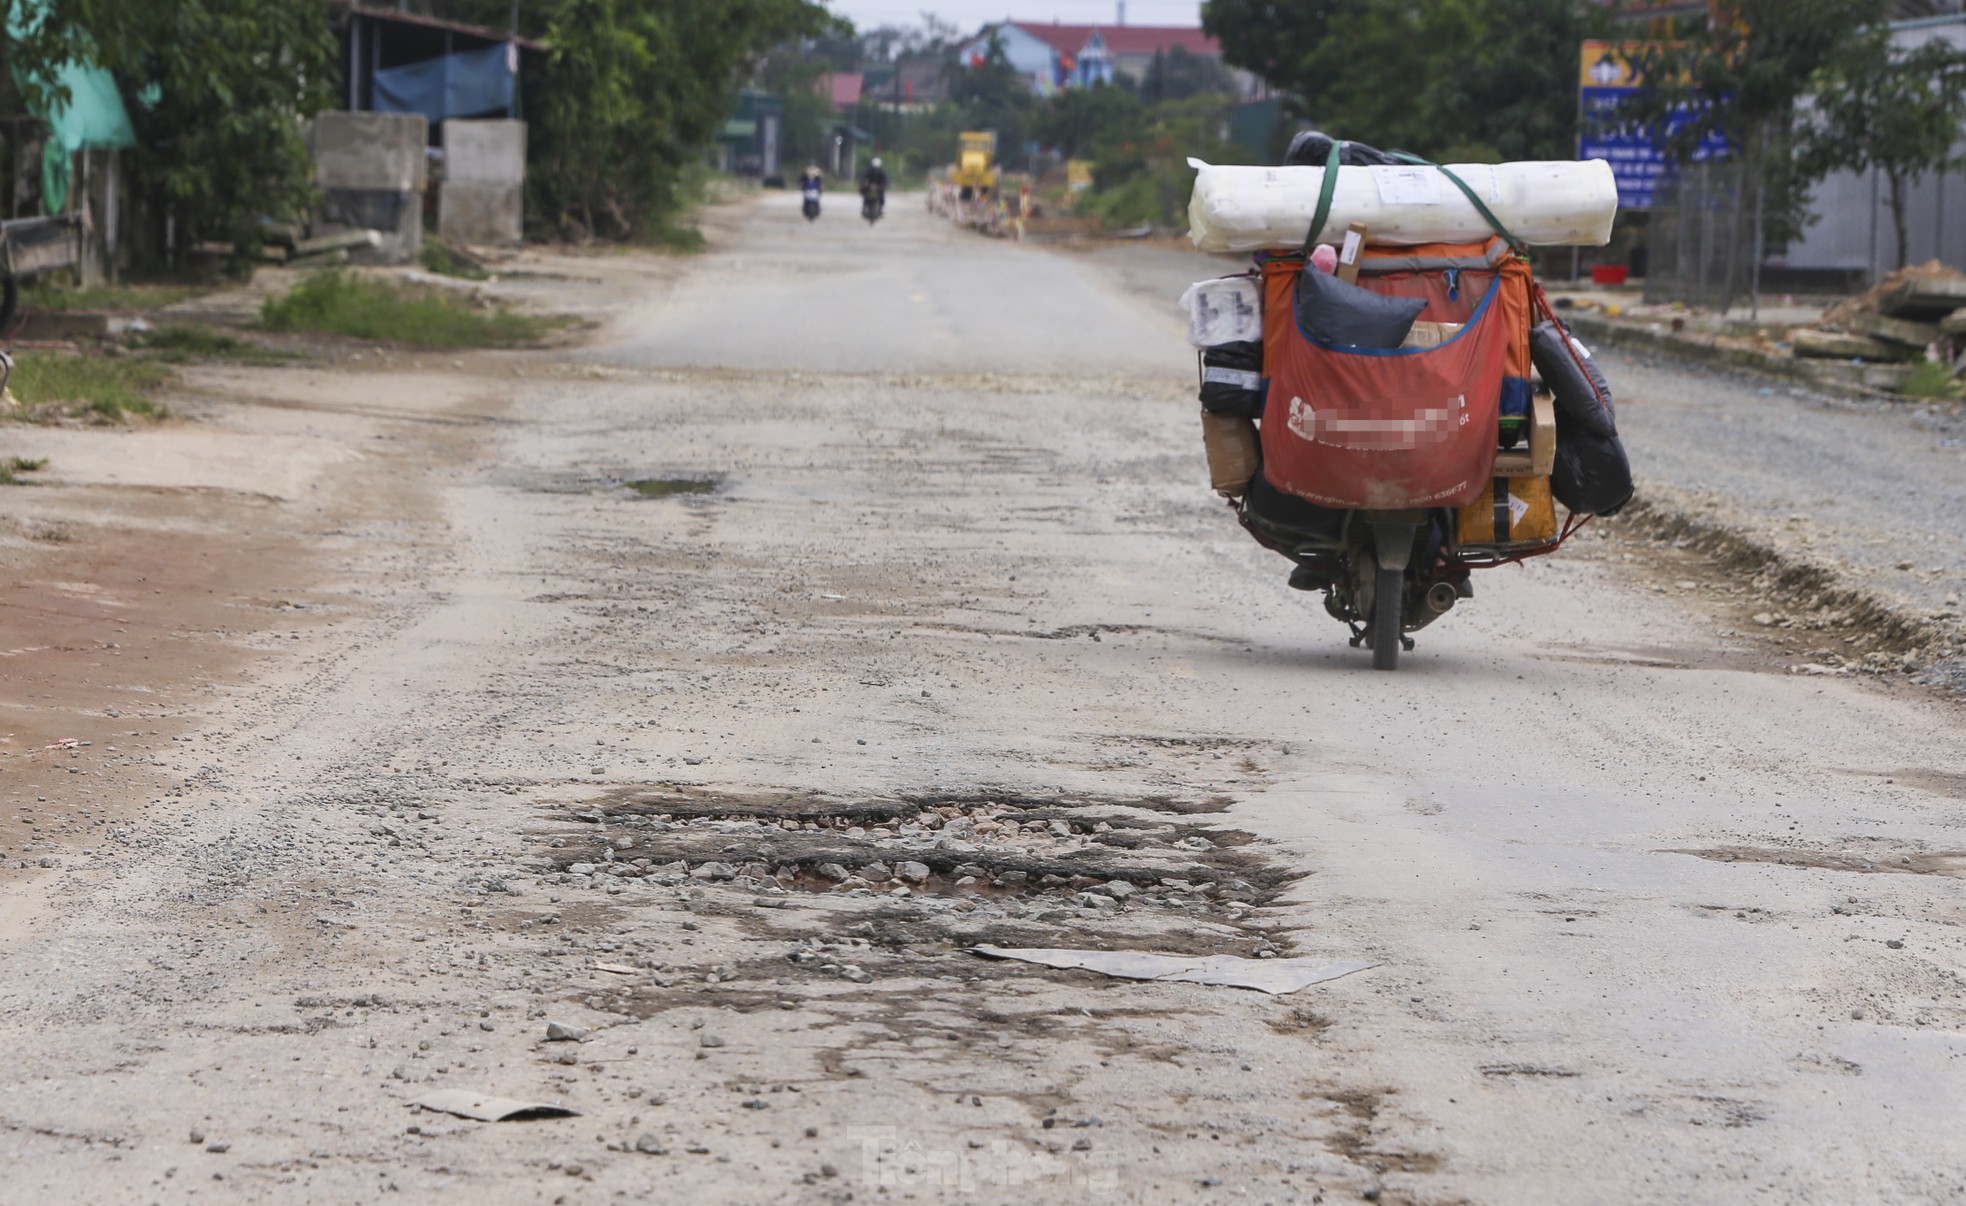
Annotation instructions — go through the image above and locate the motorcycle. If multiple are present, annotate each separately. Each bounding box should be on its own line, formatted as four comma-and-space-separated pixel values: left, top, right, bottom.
801, 179, 821, 222
861, 186, 885, 225
1218, 243, 1629, 671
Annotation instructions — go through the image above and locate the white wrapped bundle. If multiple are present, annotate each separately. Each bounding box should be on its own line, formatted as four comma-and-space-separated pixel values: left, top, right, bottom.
1186, 158, 1618, 253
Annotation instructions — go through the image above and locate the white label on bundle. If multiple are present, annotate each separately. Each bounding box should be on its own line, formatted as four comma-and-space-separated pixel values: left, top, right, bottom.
1371, 165, 1442, 206
1203, 367, 1261, 389
1507, 493, 1529, 527
1340, 229, 1363, 264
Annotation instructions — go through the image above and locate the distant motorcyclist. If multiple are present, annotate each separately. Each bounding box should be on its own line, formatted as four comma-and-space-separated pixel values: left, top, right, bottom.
858, 158, 888, 223
800, 164, 823, 221
859, 157, 888, 199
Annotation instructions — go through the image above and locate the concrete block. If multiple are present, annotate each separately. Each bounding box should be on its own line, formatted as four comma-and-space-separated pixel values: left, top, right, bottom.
1840, 311, 1940, 348
311, 112, 428, 192
1882, 276, 1966, 320
445, 120, 525, 185
1789, 328, 1914, 362
310, 112, 428, 265
441, 183, 523, 246
441, 121, 525, 245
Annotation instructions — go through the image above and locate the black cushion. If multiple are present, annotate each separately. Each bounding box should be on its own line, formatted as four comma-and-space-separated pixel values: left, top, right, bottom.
1296, 268, 1427, 349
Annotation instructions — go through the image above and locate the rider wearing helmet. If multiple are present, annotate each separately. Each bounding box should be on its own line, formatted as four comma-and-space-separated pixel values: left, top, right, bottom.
859, 157, 888, 197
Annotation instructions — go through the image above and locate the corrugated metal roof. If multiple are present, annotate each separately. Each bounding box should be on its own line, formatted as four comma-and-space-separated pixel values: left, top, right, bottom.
335, 2, 548, 53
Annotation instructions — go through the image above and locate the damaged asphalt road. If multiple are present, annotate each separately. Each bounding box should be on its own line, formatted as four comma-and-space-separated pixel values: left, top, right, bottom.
2, 192, 1966, 1203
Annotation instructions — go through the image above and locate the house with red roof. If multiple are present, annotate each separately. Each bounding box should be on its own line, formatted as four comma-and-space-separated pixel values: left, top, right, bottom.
955, 20, 1253, 96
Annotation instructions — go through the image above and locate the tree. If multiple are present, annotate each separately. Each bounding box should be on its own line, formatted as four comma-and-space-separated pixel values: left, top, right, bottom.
530, 0, 832, 239
78, 0, 335, 262
1138, 46, 1237, 104
943, 34, 1036, 170
1032, 81, 1144, 158
1794, 30, 1966, 268
1200, 0, 1603, 161
1620, 0, 1891, 247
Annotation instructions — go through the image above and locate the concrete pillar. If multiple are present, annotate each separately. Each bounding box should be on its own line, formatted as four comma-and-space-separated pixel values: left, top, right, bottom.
308, 111, 428, 264
438, 120, 526, 246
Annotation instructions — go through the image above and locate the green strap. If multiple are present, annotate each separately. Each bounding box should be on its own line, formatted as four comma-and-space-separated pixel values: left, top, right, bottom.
1390, 151, 1525, 252
1299, 141, 1342, 257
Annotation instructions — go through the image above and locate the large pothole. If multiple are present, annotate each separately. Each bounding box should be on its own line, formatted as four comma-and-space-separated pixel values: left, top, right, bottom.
504, 785, 1306, 984
528, 786, 1293, 919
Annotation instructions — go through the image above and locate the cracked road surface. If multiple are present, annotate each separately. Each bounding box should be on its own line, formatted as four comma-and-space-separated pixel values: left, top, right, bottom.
3, 192, 1965, 1203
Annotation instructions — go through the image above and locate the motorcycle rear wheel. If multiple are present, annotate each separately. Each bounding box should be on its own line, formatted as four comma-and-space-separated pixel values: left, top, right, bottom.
1370, 564, 1403, 671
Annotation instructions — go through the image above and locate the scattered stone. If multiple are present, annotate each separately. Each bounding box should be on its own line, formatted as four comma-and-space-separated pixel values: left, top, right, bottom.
205, 1141, 230, 1154
896, 860, 931, 884
1103, 880, 1137, 902
568, 863, 598, 876
1887, 939, 1905, 950
691, 862, 737, 881
545, 1022, 588, 1042
816, 863, 851, 881
634, 1133, 668, 1155
700, 1034, 726, 1048
189, 1130, 205, 1145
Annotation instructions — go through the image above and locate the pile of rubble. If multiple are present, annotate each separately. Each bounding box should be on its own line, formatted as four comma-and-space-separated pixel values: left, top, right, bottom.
1791, 260, 1966, 392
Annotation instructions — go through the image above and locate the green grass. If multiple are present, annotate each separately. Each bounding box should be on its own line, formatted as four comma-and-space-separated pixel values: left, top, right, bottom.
9, 355, 172, 421
258, 270, 553, 348
21, 281, 205, 311
419, 241, 490, 281
132, 323, 301, 364
1899, 360, 1963, 399
0, 455, 48, 484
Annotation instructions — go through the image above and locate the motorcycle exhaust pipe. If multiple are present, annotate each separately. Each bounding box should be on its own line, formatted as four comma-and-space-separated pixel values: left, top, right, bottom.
1425, 581, 1459, 616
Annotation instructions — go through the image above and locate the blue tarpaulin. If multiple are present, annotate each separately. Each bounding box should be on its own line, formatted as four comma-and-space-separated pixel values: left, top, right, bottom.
373, 43, 517, 125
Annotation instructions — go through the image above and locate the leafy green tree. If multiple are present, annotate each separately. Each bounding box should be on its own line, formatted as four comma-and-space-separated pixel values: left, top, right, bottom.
944, 34, 1036, 170
77, 0, 335, 262
1032, 82, 1144, 158
530, 0, 831, 239
1620, 0, 1887, 246
1137, 45, 1237, 104
1200, 0, 1602, 161
1794, 30, 1966, 268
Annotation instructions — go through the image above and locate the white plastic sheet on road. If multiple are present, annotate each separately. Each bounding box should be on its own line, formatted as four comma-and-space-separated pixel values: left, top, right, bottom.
1186, 158, 1618, 253
972, 945, 1375, 995
412, 1090, 578, 1122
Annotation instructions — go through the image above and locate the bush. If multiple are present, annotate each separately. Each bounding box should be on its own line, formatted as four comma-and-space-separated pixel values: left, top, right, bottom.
258, 271, 553, 348
1899, 360, 1962, 399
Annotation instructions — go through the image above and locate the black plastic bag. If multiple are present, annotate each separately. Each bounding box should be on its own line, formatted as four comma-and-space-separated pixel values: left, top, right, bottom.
1296, 267, 1426, 349
1529, 319, 1633, 516
1199, 341, 1265, 418
1283, 130, 1408, 168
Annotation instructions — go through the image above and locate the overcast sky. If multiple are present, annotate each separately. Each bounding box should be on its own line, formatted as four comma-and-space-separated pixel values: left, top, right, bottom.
819, 0, 1205, 36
